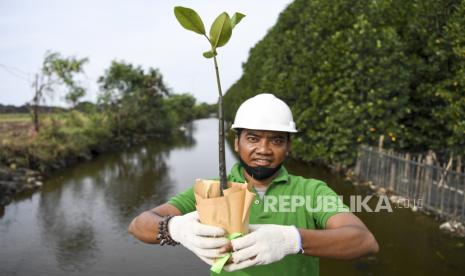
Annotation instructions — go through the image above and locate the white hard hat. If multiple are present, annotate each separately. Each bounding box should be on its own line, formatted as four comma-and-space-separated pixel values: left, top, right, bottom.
231, 93, 297, 133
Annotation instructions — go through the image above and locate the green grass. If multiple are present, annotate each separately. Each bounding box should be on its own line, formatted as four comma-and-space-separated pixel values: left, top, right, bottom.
0, 113, 69, 122
0, 113, 31, 122
0, 111, 111, 169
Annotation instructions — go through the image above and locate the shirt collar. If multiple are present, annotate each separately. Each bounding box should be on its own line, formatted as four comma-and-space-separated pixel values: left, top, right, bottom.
230, 162, 289, 185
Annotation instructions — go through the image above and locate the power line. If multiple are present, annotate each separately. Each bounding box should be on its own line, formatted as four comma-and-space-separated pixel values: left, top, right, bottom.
0, 63, 32, 83
0, 63, 30, 77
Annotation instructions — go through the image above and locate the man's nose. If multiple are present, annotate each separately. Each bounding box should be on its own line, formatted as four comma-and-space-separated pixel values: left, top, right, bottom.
256, 140, 272, 154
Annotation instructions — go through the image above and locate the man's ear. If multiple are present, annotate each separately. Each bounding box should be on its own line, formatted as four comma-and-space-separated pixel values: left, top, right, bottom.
286, 140, 292, 156
234, 137, 239, 152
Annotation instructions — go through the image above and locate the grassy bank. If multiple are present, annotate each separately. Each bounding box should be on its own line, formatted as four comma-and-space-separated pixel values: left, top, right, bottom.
0, 99, 213, 206
0, 113, 30, 122
0, 111, 176, 173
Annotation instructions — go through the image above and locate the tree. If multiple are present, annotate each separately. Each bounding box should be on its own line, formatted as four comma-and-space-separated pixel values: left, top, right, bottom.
31, 51, 88, 132
193, 102, 217, 118
224, 0, 465, 165
430, 1, 465, 157
98, 61, 170, 136
164, 93, 197, 125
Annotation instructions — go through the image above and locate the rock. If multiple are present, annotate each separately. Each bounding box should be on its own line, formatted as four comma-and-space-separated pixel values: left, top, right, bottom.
359, 181, 369, 187
439, 220, 465, 238
0, 168, 13, 181
389, 195, 407, 205
0, 166, 43, 206
376, 188, 386, 196
439, 222, 453, 231
15, 168, 28, 174
0, 180, 17, 206
0, 180, 17, 194
50, 162, 62, 171
25, 183, 35, 190
77, 152, 92, 161
25, 169, 40, 177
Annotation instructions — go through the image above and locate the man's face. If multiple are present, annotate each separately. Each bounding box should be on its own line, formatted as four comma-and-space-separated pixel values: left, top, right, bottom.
234, 129, 290, 168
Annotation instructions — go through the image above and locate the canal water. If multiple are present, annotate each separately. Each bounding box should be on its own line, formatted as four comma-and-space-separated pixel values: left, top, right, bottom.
1, 118, 464, 276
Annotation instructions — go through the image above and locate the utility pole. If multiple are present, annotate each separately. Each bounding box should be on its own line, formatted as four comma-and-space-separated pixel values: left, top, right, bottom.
32, 73, 40, 132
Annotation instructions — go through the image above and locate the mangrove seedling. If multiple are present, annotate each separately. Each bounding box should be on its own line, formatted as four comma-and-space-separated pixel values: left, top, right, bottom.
174, 6, 245, 193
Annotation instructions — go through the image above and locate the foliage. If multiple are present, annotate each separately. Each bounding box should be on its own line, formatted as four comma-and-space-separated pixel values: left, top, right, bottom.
0, 111, 108, 170
224, 0, 465, 165
164, 94, 217, 124
173, 6, 206, 35
1, 57, 207, 171
174, 6, 245, 190
174, 6, 245, 59
193, 102, 217, 118
97, 60, 171, 136
163, 93, 197, 126
29, 51, 88, 132
41, 51, 89, 107
75, 101, 98, 113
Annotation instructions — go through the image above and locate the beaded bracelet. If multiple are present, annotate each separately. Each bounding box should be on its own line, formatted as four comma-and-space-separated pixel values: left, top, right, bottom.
157, 215, 180, 246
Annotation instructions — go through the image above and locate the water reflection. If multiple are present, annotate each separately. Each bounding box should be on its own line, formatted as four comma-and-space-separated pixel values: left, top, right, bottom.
38, 198, 99, 271
35, 128, 196, 272
2, 119, 465, 276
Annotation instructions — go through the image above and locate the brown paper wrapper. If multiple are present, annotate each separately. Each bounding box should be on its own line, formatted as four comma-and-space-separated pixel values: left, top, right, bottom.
194, 179, 256, 235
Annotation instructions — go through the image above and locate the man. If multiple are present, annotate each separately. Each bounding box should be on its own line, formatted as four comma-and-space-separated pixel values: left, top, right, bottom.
128, 93, 379, 275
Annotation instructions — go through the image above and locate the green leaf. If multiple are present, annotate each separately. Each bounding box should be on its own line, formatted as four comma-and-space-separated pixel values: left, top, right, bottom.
174, 6, 206, 35
203, 50, 217, 59
231, 12, 246, 29
209, 12, 232, 48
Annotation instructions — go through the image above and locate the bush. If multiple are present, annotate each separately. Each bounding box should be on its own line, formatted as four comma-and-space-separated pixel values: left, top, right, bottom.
224, 0, 465, 165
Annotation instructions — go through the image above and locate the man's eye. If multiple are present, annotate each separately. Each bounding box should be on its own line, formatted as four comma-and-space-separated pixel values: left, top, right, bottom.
247, 137, 258, 142
272, 139, 284, 145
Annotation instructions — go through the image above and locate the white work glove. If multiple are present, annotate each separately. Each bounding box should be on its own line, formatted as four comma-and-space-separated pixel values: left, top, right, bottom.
168, 211, 229, 265
223, 224, 301, 272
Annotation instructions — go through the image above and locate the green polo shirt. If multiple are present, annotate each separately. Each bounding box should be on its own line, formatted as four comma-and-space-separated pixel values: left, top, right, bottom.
168, 163, 349, 276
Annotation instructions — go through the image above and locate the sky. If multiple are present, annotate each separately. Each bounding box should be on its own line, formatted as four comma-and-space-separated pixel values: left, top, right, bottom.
0, 0, 293, 107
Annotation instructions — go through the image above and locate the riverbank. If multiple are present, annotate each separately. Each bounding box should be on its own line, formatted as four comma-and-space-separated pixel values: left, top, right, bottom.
0, 111, 194, 206
0, 167, 42, 206
0, 136, 137, 206
0, 130, 191, 206
345, 165, 465, 238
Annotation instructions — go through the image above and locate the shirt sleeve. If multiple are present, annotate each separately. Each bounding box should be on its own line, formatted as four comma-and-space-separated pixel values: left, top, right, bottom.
311, 181, 350, 229
167, 187, 196, 214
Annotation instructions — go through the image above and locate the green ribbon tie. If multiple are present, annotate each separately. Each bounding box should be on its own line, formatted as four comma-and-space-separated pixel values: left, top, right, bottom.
210, 232, 242, 273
